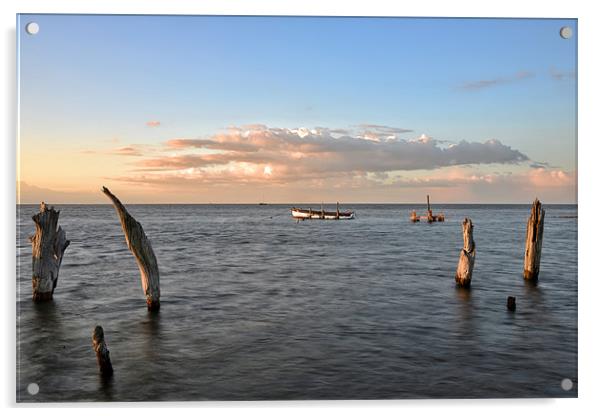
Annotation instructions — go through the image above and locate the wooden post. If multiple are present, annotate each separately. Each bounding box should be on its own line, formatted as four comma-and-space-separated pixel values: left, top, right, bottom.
92, 326, 113, 377
102, 186, 161, 311
336, 202, 340, 220
426, 195, 434, 222
455, 218, 476, 288
410, 211, 418, 222
507, 296, 516, 311
524, 198, 545, 281
30, 202, 70, 301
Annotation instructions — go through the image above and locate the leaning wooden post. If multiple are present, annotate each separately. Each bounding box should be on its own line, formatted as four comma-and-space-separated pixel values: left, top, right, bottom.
92, 326, 113, 377
102, 186, 160, 311
455, 218, 476, 288
30, 202, 70, 301
524, 198, 545, 281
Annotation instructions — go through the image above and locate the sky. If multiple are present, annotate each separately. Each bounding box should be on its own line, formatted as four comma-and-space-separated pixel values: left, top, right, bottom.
17, 15, 577, 203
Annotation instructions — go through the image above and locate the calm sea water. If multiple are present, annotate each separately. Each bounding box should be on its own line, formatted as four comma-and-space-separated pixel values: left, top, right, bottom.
16, 204, 577, 401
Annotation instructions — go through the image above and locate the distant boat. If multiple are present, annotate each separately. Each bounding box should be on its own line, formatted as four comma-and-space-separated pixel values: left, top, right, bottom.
259, 202, 268, 205
291, 202, 355, 220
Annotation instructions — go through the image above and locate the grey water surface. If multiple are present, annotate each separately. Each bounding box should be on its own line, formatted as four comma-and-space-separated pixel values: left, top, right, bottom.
16, 204, 577, 401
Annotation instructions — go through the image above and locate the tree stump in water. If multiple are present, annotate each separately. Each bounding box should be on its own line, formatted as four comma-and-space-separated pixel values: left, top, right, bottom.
92, 326, 113, 377
102, 186, 160, 311
30, 202, 70, 301
455, 218, 476, 288
524, 198, 545, 281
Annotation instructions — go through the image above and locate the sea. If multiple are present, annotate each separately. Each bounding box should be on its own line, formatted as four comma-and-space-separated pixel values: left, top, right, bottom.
16, 204, 578, 401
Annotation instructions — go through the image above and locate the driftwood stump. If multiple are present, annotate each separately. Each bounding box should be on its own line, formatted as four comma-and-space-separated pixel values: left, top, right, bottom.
92, 326, 113, 377
29, 202, 70, 301
455, 218, 476, 288
524, 198, 545, 281
102, 186, 160, 311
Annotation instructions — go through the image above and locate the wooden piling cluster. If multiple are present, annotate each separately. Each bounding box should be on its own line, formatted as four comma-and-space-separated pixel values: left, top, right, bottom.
524, 198, 545, 281
102, 186, 161, 311
455, 218, 476, 288
29, 202, 70, 301
410, 195, 445, 222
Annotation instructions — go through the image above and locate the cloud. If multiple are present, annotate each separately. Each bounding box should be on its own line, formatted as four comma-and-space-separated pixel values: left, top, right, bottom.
146, 120, 161, 127
115, 125, 529, 187
370, 167, 576, 204
80, 144, 149, 157
460, 70, 535, 91
113, 146, 143, 156
550, 67, 575, 81
529, 161, 550, 169
17, 182, 100, 204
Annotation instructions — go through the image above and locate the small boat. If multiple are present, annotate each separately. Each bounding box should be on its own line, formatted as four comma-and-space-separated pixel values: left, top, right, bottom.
291, 203, 355, 220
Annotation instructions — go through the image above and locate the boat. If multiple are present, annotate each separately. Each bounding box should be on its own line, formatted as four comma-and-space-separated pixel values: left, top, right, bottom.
291, 202, 355, 220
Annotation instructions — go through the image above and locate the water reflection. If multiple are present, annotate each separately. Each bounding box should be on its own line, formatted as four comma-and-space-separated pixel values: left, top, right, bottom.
141, 310, 162, 362
98, 372, 114, 400
454, 286, 475, 337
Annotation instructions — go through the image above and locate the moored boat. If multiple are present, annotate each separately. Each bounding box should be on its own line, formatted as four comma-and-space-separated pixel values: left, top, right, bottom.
291, 203, 355, 220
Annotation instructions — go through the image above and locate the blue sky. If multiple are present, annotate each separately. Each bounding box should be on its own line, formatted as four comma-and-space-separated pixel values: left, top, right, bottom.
18, 15, 577, 203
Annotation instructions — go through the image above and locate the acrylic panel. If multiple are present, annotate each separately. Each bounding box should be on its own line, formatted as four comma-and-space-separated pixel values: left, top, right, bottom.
16, 14, 577, 402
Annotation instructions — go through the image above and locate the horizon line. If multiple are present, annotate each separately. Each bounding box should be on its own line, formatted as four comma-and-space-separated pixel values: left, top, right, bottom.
15, 201, 578, 206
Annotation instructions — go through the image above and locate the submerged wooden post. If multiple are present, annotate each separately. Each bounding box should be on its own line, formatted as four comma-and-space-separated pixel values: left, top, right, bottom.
410, 210, 419, 222
102, 186, 160, 311
92, 326, 113, 377
455, 218, 476, 288
30, 202, 70, 301
524, 198, 545, 281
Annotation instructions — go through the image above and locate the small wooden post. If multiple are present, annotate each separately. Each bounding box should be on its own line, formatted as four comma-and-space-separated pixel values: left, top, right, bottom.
455, 218, 476, 287
410, 211, 418, 222
336, 202, 340, 220
30, 202, 70, 301
524, 198, 545, 281
507, 296, 516, 311
92, 326, 113, 377
102, 186, 161, 311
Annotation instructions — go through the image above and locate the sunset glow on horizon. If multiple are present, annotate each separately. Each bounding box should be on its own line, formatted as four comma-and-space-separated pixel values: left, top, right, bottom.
17, 15, 577, 204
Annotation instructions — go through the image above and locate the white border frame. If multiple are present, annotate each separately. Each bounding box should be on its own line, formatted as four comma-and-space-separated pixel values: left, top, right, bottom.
2, 1, 600, 415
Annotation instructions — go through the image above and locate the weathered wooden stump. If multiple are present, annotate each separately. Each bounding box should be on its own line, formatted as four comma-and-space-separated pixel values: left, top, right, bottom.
102, 186, 160, 311
92, 326, 113, 377
524, 198, 545, 281
455, 218, 476, 288
29, 202, 70, 301
507, 296, 516, 311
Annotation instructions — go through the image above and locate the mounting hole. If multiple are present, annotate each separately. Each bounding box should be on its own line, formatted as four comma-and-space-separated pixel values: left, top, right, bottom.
559, 26, 572, 39
560, 378, 573, 391
25, 22, 39, 35
27, 383, 39, 395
